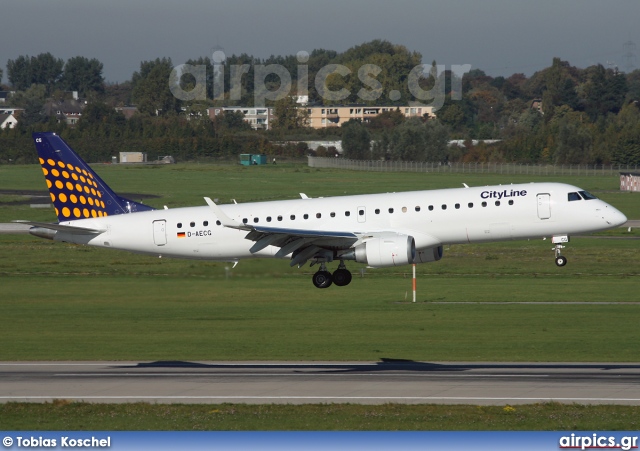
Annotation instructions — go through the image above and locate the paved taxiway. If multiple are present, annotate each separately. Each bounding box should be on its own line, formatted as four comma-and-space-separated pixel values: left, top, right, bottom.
2, 361, 640, 405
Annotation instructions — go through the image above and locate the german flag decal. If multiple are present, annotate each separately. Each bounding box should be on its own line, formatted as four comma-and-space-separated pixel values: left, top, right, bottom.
177, 232, 186, 238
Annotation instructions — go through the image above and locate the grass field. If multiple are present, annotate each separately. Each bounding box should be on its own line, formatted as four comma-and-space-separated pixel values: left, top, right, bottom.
3, 402, 640, 431
1, 161, 639, 429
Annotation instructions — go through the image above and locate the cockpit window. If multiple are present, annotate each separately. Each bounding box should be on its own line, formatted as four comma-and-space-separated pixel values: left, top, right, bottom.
568, 192, 581, 201
579, 190, 598, 200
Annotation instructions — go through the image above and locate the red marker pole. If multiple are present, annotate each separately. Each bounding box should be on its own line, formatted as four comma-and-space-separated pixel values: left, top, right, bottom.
412, 263, 416, 303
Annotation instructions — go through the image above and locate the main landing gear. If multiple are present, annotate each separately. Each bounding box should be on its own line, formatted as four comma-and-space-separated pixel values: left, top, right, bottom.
552, 235, 569, 267
311, 260, 352, 289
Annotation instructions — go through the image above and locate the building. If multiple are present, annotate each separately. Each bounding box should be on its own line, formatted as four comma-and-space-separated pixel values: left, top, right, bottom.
620, 172, 640, 192
208, 107, 275, 130
305, 105, 435, 129
239, 154, 267, 166
43, 99, 85, 126
0, 113, 18, 129
0, 91, 15, 104
119, 152, 147, 163
115, 106, 138, 119
531, 99, 543, 114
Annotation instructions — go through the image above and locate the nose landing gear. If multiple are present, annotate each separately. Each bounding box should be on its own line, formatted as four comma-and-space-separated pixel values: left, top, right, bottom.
552, 235, 569, 267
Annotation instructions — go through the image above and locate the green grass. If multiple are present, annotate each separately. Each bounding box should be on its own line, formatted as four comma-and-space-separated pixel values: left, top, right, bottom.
2, 402, 640, 430
0, 232, 639, 361
1, 162, 639, 429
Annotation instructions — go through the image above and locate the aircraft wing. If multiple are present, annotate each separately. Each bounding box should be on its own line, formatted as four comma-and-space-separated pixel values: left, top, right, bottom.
204, 197, 359, 266
12, 220, 106, 235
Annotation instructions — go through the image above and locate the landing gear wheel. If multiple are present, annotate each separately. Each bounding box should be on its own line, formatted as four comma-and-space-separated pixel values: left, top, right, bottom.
312, 270, 333, 288
332, 268, 352, 286
555, 256, 567, 267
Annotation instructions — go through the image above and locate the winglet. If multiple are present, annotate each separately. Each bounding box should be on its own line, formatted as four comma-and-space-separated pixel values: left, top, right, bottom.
203, 197, 250, 230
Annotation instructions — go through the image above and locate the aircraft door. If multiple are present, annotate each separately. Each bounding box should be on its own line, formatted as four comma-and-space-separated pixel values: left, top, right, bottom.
537, 194, 551, 219
153, 220, 167, 246
357, 206, 366, 223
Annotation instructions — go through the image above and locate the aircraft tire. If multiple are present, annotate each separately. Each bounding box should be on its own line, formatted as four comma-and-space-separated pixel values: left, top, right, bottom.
332, 269, 352, 286
555, 256, 567, 267
312, 270, 333, 288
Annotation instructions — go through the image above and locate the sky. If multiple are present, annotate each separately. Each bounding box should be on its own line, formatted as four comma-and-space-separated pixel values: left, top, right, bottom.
1, 0, 639, 85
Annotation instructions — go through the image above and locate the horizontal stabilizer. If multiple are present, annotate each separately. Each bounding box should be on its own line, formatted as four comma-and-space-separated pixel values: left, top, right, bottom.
12, 220, 105, 235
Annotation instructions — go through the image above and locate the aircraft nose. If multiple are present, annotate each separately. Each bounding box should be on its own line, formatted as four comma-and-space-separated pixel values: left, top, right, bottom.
607, 206, 628, 227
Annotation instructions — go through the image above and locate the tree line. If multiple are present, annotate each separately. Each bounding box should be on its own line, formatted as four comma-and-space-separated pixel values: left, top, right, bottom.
1, 43, 640, 165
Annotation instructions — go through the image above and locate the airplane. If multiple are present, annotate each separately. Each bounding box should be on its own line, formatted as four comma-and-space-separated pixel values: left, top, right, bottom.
14, 132, 628, 288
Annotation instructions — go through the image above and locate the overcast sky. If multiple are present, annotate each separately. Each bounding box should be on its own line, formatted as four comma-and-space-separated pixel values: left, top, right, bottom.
1, 0, 638, 84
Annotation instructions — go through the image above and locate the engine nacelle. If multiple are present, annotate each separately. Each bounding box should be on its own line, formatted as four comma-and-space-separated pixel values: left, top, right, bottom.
414, 245, 444, 263
353, 234, 416, 267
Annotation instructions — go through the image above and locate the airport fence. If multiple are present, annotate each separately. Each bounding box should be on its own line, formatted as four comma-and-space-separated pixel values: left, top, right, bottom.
308, 157, 639, 177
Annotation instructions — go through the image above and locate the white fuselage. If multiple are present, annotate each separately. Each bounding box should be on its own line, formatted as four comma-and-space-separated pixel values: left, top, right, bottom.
52, 182, 627, 263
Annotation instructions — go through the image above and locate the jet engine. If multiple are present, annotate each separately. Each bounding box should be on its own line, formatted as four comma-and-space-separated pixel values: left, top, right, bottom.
351, 234, 416, 267
413, 245, 444, 263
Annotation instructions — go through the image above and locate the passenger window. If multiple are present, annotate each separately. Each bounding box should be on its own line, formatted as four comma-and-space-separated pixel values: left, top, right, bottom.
428, 205, 434, 211
290, 215, 295, 220
415, 206, 420, 212
203, 221, 208, 226
304, 214, 309, 219
375, 209, 380, 214
455, 203, 460, 209
441, 204, 447, 210
267, 216, 272, 222
345, 211, 351, 217
359, 209, 365, 216
278, 216, 283, 221
495, 201, 500, 206
316, 213, 321, 218
177, 223, 182, 228
482, 202, 487, 207
253, 217, 259, 223
216, 220, 221, 226
190, 222, 195, 227
508, 200, 514, 205
242, 218, 248, 224
468, 203, 473, 208
330, 212, 335, 218
402, 207, 407, 213
568, 192, 581, 201
389, 208, 394, 213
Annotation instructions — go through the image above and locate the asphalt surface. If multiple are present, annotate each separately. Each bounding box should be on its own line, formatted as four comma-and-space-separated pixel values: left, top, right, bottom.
2, 361, 640, 405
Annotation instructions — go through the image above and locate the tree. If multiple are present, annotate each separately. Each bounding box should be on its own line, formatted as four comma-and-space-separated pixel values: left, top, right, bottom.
272, 96, 308, 130
553, 114, 593, 164
9, 84, 46, 127
389, 117, 449, 162
62, 56, 105, 96
582, 65, 627, 120
7, 53, 64, 95
341, 119, 371, 159
131, 58, 181, 115
215, 110, 252, 132
367, 109, 404, 130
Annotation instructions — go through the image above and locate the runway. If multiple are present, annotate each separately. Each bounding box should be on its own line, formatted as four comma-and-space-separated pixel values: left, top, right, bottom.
2, 361, 640, 405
